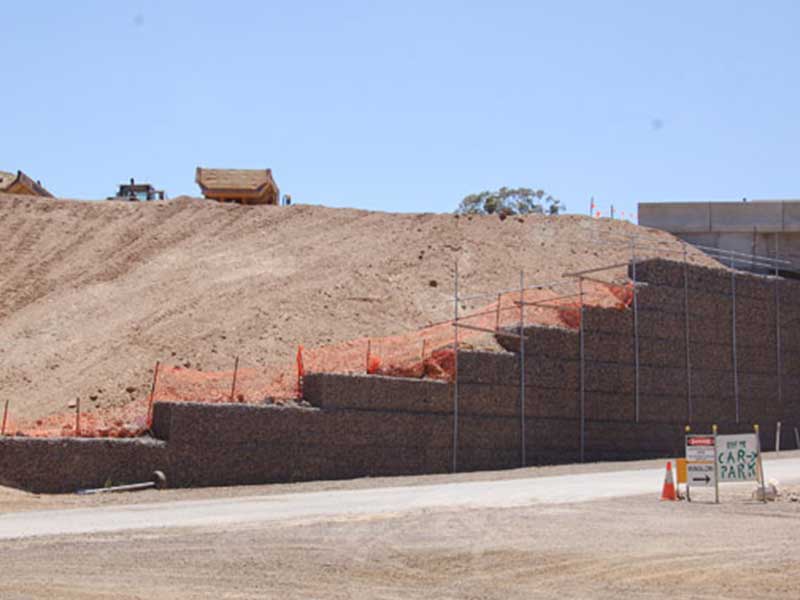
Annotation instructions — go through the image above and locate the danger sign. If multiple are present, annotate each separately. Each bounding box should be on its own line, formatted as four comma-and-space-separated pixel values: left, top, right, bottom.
685, 435, 716, 488
687, 436, 715, 447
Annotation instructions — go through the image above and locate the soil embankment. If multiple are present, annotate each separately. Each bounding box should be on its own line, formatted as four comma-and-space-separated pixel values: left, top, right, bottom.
0, 194, 714, 422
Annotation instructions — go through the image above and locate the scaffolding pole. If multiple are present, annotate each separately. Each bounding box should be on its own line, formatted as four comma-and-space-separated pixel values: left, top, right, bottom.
452, 260, 460, 474
519, 270, 526, 467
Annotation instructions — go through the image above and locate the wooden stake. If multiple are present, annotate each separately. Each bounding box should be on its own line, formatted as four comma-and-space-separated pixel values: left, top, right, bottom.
296, 346, 304, 398
229, 356, 240, 402
1, 399, 8, 436
147, 361, 161, 428
366, 339, 371, 373
75, 397, 81, 437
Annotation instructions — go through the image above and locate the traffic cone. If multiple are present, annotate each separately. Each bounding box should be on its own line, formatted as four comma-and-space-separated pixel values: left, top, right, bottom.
661, 461, 677, 501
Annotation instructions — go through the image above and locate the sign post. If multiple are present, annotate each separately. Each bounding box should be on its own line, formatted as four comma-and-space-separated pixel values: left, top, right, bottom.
685, 428, 717, 503
755, 424, 767, 504
712, 424, 719, 503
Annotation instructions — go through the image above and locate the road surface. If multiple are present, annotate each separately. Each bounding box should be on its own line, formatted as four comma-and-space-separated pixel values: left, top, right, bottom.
2, 456, 798, 540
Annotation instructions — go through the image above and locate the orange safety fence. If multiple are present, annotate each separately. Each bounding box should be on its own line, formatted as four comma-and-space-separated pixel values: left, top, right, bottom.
8, 278, 632, 438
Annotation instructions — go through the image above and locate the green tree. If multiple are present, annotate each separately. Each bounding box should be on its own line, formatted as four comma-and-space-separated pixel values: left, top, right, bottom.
456, 187, 564, 216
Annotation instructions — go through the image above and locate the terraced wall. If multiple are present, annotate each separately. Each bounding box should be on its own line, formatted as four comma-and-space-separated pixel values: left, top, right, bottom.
1, 259, 797, 493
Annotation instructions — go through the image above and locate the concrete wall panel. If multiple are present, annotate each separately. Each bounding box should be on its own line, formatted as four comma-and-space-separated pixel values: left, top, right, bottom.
638, 202, 710, 233
709, 202, 783, 233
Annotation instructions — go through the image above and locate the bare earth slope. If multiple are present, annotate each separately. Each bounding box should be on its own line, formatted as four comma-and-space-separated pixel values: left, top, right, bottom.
0, 194, 709, 421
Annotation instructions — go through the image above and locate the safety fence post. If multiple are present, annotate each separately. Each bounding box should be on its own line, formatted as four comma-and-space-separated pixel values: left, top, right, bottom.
229, 356, 240, 402
295, 347, 304, 399
2, 399, 9, 436
147, 360, 161, 428
75, 397, 81, 437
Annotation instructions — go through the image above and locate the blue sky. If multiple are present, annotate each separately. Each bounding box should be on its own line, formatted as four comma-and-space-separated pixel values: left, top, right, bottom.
2, 1, 799, 219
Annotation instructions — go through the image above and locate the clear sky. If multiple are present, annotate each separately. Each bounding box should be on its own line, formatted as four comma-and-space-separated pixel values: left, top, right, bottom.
2, 1, 799, 219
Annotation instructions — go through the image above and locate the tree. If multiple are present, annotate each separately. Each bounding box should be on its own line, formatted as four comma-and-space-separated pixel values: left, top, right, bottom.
456, 187, 564, 216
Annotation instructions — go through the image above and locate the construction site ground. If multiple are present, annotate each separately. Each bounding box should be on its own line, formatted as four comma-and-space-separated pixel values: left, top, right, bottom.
2, 452, 798, 599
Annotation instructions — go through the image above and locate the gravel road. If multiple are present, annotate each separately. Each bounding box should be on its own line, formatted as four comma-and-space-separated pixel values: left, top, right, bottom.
1, 454, 798, 598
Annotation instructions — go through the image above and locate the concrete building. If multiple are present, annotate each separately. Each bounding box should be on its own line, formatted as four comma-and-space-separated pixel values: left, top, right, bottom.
639, 200, 800, 271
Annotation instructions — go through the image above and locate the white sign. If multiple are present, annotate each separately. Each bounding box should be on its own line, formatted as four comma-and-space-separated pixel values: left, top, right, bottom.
687, 462, 715, 486
716, 434, 759, 482
686, 445, 715, 463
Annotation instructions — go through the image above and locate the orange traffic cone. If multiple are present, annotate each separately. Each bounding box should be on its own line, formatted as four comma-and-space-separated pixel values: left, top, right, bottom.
661, 461, 677, 501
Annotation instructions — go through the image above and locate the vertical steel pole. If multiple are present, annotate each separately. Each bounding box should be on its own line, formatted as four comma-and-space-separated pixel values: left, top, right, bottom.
579, 278, 586, 463
775, 239, 783, 415
730, 251, 740, 424
519, 270, 526, 467
683, 243, 692, 422
452, 260, 459, 474
631, 238, 640, 423
755, 423, 767, 504
712, 423, 720, 504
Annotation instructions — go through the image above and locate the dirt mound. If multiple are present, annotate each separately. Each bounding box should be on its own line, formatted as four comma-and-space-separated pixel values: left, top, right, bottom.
0, 193, 716, 427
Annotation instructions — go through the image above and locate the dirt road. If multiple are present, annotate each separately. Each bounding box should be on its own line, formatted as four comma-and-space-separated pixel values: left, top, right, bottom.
3, 455, 799, 540
1, 455, 799, 598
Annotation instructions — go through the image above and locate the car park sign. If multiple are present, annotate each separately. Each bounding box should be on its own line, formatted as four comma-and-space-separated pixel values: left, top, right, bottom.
716, 434, 759, 482
684, 427, 766, 503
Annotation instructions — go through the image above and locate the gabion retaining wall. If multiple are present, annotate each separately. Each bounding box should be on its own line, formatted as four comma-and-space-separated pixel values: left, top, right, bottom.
1, 258, 797, 493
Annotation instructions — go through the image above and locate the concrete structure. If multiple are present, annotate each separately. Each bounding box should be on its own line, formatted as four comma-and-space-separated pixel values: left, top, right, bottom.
639, 200, 800, 270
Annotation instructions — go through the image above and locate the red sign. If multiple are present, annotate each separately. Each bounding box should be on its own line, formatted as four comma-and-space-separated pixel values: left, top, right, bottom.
687, 436, 715, 446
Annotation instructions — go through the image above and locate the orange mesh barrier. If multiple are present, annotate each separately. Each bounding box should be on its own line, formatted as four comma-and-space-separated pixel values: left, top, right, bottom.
10, 279, 631, 437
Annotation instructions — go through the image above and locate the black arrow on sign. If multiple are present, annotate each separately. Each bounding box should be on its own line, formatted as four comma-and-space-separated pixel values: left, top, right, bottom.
691, 475, 711, 484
